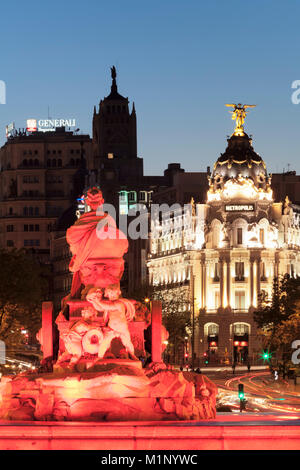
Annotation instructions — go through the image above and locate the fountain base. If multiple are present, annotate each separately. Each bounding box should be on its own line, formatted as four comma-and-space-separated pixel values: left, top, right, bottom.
0, 362, 217, 422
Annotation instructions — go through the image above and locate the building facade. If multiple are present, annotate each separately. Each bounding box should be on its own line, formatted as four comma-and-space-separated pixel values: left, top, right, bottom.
0, 128, 92, 262
147, 112, 300, 365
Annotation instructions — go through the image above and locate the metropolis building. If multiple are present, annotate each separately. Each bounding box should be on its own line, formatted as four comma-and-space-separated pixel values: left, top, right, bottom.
147, 105, 300, 364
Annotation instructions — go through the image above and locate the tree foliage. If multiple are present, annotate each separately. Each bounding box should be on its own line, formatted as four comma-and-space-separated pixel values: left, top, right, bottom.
126, 283, 191, 363
0, 249, 48, 348
254, 275, 300, 357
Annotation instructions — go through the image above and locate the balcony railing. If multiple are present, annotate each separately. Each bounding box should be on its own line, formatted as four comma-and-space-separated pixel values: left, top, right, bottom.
235, 276, 245, 282
204, 308, 249, 314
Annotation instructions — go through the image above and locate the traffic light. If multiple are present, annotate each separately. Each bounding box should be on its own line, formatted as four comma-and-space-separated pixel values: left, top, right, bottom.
203, 352, 209, 365
238, 384, 247, 411
238, 384, 245, 400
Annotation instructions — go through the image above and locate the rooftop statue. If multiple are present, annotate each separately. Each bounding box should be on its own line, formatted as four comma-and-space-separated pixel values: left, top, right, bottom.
111, 65, 117, 80
225, 103, 256, 136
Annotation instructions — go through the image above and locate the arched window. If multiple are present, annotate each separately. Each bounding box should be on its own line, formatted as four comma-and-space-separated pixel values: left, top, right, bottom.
57, 159, 62, 167
52, 159, 57, 167
231, 323, 250, 336
208, 324, 219, 336
204, 323, 219, 337
232, 218, 248, 247
211, 219, 222, 248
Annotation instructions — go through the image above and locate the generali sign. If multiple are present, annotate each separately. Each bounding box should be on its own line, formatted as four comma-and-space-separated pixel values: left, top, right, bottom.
26, 118, 76, 132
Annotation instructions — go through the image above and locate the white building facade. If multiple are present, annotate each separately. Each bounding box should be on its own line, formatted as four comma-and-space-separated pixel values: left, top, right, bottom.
147, 124, 300, 364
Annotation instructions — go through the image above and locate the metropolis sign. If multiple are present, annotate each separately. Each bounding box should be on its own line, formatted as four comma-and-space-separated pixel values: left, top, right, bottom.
225, 204, 254, 212
26, 118, 76, 132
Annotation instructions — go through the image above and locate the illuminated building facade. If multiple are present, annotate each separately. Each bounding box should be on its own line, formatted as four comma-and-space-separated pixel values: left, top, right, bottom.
147, 107, 300, 364
0, 128, 92, 261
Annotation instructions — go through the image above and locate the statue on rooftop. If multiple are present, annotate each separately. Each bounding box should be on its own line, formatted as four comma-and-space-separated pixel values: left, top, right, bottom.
111, 66, 117, 80
225, 103, 256, 136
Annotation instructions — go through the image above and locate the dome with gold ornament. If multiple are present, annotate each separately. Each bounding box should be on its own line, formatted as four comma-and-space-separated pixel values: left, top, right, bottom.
208, 104, 272, 201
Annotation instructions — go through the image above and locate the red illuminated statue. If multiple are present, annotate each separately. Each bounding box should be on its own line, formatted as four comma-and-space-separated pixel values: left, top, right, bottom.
0, 185, 217, 424
66, 187, 128, 297
86, 285, 138, 361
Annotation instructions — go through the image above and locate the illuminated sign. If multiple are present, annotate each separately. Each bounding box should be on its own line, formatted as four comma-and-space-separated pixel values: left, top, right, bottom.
5, 122, 15, 137
27, 118, 76, 132
225, 204, 254, 212
26, 119, 37, 132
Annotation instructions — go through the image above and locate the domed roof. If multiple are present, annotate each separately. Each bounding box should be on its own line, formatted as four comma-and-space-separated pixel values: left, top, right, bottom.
210, 132, 269, 192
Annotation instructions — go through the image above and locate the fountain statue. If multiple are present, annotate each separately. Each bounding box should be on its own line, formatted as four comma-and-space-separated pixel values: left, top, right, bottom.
0, 187, 217, 421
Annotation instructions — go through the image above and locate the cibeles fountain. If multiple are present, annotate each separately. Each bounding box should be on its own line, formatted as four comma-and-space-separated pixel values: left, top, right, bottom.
0, 187, 217, 422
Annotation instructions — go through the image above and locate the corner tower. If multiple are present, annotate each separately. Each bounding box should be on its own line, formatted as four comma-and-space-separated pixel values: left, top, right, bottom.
92, 67, 142, 185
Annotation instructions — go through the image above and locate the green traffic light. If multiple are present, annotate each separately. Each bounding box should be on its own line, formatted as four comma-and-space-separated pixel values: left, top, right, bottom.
238, 384, 245, 400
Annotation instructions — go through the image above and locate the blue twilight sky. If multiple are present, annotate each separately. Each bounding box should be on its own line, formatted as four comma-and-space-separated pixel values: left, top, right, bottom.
0, 0, 300, 176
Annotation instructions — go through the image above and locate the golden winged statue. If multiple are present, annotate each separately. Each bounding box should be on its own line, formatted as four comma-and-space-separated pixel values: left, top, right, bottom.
225, 103, 256, 136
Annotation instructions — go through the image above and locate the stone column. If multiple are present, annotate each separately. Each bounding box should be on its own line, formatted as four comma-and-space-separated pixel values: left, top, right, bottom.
204, 261, 208, 309
274, 251, 279, 278
42, 301, 53, 360
219, 258, 224, 309
151, 300, 162, 363
256, 257, 261, 306
226, 259, 231, 309
198, 259, 202, 310
202, 258, 207, 309
250, 258, 254, 307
